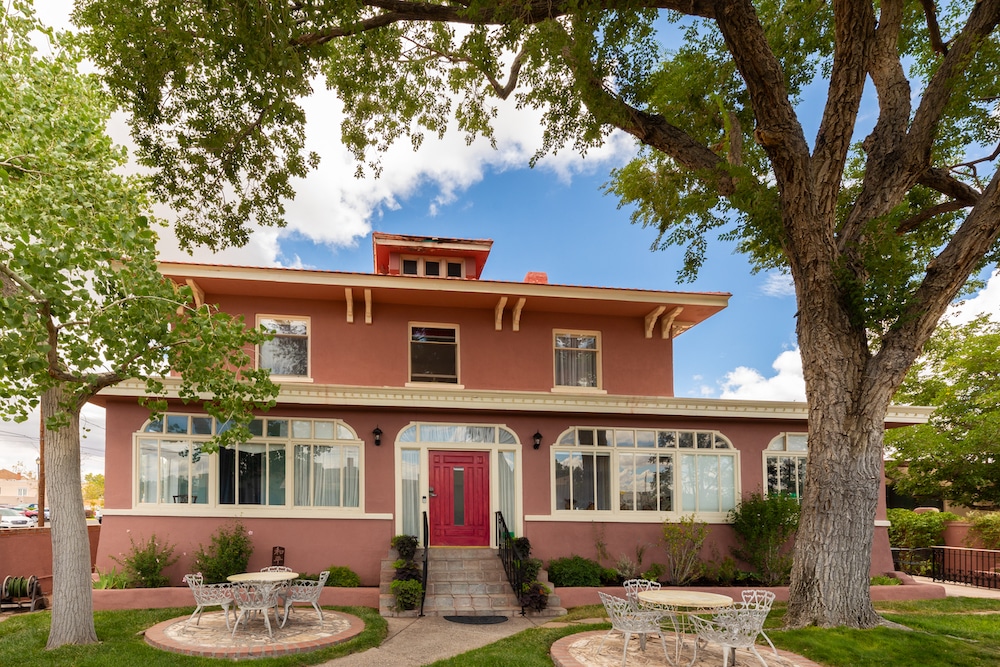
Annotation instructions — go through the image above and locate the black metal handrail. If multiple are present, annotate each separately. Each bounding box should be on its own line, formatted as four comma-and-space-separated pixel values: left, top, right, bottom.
419, 511, 429, 616
932, 545, 1000, 590
496, 511, 526, 615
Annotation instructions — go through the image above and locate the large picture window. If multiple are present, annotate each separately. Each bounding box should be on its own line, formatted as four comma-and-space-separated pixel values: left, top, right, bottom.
257, 315, 310, 378
409, 324, 458, 384
554, 331, 600, 388
137, 414, 361, 510
553, 427, 737, 516
765, 433, 808, 500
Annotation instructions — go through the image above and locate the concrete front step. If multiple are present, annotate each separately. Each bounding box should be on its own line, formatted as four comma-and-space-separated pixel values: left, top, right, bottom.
379, 547, 566, 618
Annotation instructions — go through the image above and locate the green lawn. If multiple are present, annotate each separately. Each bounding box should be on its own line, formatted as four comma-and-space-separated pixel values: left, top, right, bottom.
428, 599, 1000, 667
3, 599, 999, 667
0, 606, 386, 667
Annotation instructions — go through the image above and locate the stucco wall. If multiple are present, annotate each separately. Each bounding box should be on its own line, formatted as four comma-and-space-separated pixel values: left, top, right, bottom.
0, 525, 100, 593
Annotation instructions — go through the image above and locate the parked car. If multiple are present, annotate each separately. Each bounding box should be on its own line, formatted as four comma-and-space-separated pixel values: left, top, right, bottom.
0, 507, 32, 529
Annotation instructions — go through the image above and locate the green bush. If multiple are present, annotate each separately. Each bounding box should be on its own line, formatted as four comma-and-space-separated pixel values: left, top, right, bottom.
887, 508, 958, 549
325, 565, 362, 587
729, 492, 800, 586
870, 575, 901, 586
546, 555, 604, 587
661, 515, 708, 585
390, 578, 423, 611
519, 581, 550, 611
110, 533, 178, 588
192, 521, 254, 583
391, 534, 419, 560
92, 568, 129, 590
520, 557, 542, 584
968, 512, 1000, 550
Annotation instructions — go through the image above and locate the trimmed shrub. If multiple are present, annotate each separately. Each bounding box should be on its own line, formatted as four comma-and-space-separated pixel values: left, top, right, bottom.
729, 492, 800, 586
520, 581, 551, 612
193, 521, 254, 583
887, 508, 958, 548
968, 512, 1000, 550
325, 565, 362, 587
547, 555, 604, 587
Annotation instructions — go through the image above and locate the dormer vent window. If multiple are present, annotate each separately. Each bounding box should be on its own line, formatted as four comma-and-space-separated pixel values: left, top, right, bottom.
400, 255, 465, 278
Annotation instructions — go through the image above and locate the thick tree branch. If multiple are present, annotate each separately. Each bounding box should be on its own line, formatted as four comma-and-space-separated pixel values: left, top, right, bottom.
812, 0, 876, 216
917, 166, 981, 205
918, 0, 948, 55
895, 200, 968, 235
291, 0, 717, 46
840, 0, 1000, 250
873, 168, 1000, 391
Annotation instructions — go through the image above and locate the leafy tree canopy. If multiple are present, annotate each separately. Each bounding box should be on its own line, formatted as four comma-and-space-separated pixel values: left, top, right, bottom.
0, 1, 278, 450
887, 316, 1000, 510
71, 0, 1000, 630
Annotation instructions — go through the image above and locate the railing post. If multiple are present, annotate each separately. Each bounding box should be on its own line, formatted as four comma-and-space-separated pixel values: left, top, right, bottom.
419, 511, 429, 617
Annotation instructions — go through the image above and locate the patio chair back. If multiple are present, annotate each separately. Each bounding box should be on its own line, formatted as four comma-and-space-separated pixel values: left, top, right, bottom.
231, 581, 283, 639
689, 605, 771, 667
622, 578, 661, 610
260, 566, 294, 572
183, 573, 235, 630
740, 589, 778, 655
597, 591, 671, 667
280, 570, 330, 626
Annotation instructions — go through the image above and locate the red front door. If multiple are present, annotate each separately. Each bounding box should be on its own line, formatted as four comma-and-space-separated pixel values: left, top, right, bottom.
429, 451, 490, 546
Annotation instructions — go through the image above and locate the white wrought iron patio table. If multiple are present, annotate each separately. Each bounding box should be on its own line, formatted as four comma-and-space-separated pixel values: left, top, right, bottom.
636, 590, 733, 665
226, 571, 298, 635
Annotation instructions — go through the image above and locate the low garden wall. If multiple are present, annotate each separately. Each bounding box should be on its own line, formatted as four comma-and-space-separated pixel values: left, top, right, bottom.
0, 525, 100, 594
92, 586, 379, 611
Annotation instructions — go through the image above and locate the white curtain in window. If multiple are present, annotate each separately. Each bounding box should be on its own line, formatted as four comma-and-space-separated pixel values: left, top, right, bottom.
313, 445, 341, 506
343, 446, 360, 507
401, 449, 420, 536
498, 451, 516, 529
294, 444, 311, 505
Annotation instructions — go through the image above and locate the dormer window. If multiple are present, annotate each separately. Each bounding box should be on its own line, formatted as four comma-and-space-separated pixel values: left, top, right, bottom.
400, 255, 465, 278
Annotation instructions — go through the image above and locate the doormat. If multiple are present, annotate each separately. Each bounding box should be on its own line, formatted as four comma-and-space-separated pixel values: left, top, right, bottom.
443, 615, 509, 625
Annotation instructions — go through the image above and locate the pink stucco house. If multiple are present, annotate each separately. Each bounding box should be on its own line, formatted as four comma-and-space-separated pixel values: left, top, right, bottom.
94, 233, 930, 587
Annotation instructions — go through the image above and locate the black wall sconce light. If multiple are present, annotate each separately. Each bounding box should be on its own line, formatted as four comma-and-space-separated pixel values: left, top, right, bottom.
533, 431, 543, 450
372, 427, 383, 446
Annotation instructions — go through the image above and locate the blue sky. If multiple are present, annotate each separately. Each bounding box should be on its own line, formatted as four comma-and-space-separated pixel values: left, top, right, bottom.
1, 1, 998, 477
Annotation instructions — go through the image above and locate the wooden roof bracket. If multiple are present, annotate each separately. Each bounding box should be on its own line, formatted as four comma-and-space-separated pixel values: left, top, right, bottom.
512, 297, 526, 332
345, 287, 354, 323
662, 306, 683, 339
494, 296, 508, 331
644, 305, 666, 338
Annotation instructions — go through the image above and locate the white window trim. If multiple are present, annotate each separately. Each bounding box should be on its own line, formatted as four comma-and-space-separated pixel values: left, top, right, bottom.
763, 432, 808, 500
255, 314, 313, 382
392, 421, 524, 545
549, 426, 740, 522
408, 322, 461, 385
132, 414, 367, 517
552, 329, 603, 391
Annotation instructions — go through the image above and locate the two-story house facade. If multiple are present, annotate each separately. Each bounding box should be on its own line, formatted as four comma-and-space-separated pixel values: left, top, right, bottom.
95, 233, 931, 584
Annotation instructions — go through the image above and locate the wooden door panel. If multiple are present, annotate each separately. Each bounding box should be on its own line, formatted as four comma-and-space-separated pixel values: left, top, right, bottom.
429, 451, 490, 546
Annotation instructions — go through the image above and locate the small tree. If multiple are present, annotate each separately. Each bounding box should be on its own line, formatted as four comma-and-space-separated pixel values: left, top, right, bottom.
193, 522, 255, 584
661, 515, 708, 586
729, 492, 800, 586
0, 4, 277, 647
887, 317, 1000, 510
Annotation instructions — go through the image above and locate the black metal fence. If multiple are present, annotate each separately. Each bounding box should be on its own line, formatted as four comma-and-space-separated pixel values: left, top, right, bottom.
891, 547, 935, 576
930, 546, 1000, 590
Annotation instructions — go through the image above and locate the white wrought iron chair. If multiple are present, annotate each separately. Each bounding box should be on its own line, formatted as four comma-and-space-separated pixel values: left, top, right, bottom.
183, 573, 235, 630
741, 589, 779, 656
260, 566, 293, 572
597, 591, 674, 667
280, 570, 330, 626
689, 603, 773, 667
622, 578, 661, 610
231, 581, 283, 639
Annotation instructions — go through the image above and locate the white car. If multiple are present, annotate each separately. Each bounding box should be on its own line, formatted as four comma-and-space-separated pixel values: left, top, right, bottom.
0, 507, 32, 529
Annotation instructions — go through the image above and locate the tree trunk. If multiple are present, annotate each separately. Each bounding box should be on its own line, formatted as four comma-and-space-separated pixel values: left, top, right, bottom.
43, 385, 98, 648
783, 275, 895, 628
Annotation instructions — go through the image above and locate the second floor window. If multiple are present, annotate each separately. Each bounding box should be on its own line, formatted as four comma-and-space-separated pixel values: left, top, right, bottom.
554, 332, 600, 388
410, 325, 458, 384
258, 316, 309, 378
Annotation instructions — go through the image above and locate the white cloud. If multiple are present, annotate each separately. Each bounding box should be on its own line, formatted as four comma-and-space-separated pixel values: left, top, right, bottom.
761, 272, 795, 297
944, 269, 1000, 325
719, 349, 806, 401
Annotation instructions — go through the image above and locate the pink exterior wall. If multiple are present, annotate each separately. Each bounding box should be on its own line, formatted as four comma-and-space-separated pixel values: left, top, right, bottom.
212, 295, 675, 396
